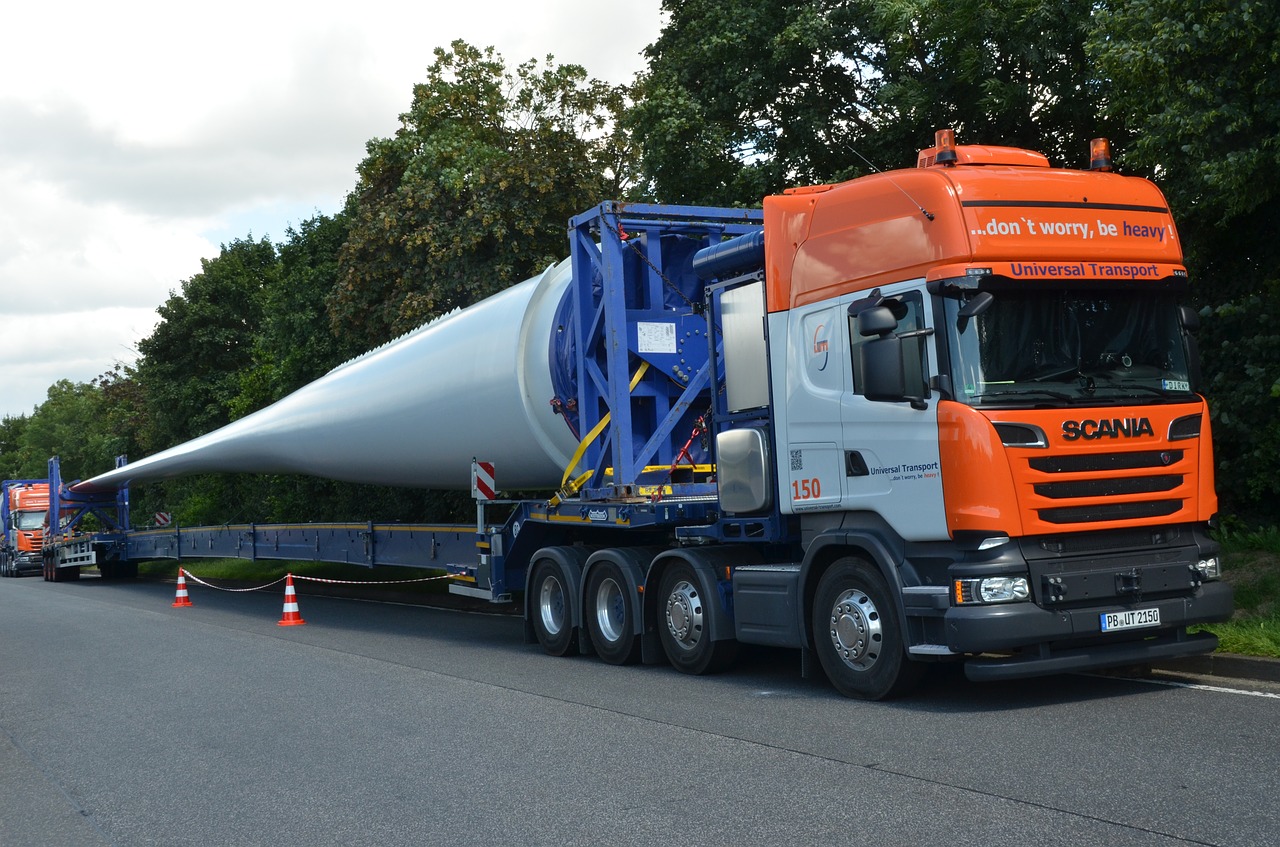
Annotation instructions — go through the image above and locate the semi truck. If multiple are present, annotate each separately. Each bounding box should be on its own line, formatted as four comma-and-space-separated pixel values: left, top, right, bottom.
57, 130, 1232, 699
2, 480, 50, 577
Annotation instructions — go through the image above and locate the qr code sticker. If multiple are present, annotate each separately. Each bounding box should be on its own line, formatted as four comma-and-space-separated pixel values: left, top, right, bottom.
789, 450, 803, 472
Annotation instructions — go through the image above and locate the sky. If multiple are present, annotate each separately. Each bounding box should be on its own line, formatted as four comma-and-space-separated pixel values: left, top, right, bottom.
0, 0, 665, 421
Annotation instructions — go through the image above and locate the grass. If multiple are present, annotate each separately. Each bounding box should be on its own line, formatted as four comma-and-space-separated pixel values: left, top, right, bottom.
1194, 525, 1280, 658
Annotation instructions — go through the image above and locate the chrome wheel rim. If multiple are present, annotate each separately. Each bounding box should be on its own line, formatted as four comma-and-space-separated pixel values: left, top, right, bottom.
828, 588, 882, 672
595, 576, 626, 643
538, 572, 565, 636
665, 579, 704, 650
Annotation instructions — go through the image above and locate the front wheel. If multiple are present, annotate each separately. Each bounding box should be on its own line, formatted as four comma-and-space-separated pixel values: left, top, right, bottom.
657, 562, 737, 675
811, 558, 923, 700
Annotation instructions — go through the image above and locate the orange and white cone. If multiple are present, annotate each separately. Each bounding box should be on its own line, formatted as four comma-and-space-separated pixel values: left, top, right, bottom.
172, 568, 193, 607
277, 574, 306, 626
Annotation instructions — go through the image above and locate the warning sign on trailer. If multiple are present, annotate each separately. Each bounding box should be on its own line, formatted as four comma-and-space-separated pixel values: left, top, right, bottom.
154, 512, 173, 527
471, 461, 496, 501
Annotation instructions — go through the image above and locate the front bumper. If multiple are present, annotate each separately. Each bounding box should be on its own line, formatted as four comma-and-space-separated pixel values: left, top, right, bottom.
946, 580, 1234, 681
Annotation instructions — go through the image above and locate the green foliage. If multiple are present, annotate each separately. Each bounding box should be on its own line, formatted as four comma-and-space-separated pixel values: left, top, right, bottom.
332, 40, 633, 344
6, 380, 119, 481
629, 0, 1107, 206
1215, 522, 1280, 557
0, 414, 28, 480
231, 213, 351, 418
1197, 288, 1280, 517
1090, 0, 1280, 523
136, 237, 278, 448
1089, 0, 1280, 226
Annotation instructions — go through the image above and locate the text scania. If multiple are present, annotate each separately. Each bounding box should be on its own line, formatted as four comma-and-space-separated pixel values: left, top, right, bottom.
1062, 417, 1155, 441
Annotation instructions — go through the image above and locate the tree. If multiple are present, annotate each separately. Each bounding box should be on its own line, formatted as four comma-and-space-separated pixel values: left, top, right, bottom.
10, 380, 111, 482
1090, 0, 1280, 229
331, 40, 633, 344
629, 0, 1109, 206
136, 237, 278, 448
1090, 0, 1280, 519
231, 213, 351, 418
0, 414, 29, 480
129, 237, 278, 524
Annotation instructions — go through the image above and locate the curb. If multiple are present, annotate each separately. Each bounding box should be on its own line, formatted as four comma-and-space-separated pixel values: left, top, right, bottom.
1150, 652, 1280, 684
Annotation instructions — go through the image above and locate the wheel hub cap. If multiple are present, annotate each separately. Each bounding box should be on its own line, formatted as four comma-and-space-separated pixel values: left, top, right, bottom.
665, 580, 703, 648
828, 588, 882, 671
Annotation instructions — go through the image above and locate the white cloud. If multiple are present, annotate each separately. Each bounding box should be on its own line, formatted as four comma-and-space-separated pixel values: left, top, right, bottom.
0, 0, 663, 421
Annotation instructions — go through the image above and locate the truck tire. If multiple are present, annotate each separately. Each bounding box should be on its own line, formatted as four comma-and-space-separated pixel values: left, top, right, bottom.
529, 558, 577, 657
657, 561, 737, 675
811, 557, 923, 700
585, 559, 639, 665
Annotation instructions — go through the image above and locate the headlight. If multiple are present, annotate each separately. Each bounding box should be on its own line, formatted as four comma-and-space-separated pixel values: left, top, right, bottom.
1196, 557, 1221, 579
954, 576, 1030, 605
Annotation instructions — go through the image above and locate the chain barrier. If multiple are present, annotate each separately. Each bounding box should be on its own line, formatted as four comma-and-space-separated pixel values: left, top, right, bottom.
177, 567, 455, 593
178, 568, 287, 593
289, 573, 455, 586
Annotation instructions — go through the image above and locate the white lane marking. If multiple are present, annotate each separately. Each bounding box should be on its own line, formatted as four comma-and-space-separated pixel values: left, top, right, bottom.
1125, 676, 1280, 699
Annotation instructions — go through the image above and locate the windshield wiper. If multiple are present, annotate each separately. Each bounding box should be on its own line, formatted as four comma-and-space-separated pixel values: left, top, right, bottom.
1030, 365, 1082, 383
1090, 383, 1186, 399
980, 388, 1076, 402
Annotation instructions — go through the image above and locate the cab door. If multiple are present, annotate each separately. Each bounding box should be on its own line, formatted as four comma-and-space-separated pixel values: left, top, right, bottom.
779, 298, 847, 513
838, 282, 947, 540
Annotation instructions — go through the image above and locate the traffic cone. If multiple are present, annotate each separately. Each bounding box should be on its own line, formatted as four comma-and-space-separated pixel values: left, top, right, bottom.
172, 568, 193, 607
277, 574, 306, 626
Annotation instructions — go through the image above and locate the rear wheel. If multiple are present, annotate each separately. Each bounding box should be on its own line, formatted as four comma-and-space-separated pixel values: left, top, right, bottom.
812, 557, 922, 700
585, 560, 640, 665
657, 562, 737, 675
529, 559, 576, 657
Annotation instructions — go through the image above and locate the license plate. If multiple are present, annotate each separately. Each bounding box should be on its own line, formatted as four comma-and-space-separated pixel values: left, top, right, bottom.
1100, 608, 1161, 632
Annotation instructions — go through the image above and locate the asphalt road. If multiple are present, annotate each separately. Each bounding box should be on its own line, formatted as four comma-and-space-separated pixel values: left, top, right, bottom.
2, 575, 1277, 847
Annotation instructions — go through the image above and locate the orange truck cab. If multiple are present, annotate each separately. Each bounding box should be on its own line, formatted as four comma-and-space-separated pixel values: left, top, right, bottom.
2, 480, 50, 577
713, 130, 1232, 697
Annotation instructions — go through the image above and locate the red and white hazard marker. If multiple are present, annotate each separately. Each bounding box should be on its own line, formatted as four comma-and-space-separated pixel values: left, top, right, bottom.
471, 460, 496, 501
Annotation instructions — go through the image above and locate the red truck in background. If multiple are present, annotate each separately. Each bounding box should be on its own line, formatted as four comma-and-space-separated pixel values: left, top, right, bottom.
2, 480, 50, 577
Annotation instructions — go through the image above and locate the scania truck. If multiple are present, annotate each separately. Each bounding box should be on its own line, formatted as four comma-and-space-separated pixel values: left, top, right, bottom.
65, 130, 1233, 698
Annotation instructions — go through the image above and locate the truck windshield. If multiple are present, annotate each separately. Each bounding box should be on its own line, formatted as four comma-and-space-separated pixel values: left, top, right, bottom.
942, 285, 1197, 406
15, 510, 47, 530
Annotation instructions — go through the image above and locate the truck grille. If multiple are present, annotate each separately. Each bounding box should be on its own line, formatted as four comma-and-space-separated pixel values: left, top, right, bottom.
1019, 447, 1195, 532
1029, 450, 1183, 473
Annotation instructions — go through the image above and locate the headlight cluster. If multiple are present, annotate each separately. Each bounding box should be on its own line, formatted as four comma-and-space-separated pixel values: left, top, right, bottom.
1196, 557, 1221, 579
954, 576, 1030, 605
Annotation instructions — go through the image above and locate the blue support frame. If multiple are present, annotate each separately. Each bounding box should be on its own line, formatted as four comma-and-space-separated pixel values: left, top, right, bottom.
567, 202, 763, 500
47, 456, 130, 539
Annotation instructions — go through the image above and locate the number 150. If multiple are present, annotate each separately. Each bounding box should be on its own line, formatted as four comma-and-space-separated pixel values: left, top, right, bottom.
792, 478, 821, 500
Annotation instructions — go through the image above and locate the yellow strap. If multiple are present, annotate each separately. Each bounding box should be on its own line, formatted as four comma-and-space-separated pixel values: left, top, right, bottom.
556, 361, 650, 492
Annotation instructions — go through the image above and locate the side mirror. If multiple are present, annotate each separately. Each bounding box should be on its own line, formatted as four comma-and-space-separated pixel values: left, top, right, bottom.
1179, 304, 1201, 332
861, 335, 909, 401
1179, 305, 1203, 391
957, 291, 994, 332
856, 305, 899, 337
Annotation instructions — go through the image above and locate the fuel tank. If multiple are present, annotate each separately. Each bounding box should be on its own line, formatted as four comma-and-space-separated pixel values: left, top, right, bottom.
75, 259, 579, 493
